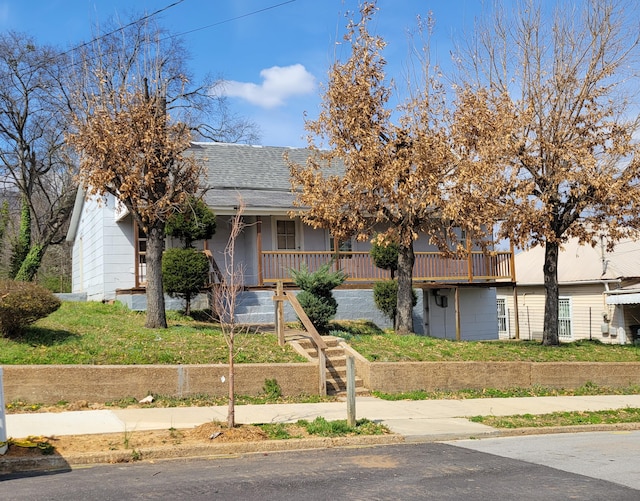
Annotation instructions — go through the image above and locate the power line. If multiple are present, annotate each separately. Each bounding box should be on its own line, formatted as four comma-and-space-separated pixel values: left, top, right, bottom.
166, 0, 297, 39
60, 0, 186, 58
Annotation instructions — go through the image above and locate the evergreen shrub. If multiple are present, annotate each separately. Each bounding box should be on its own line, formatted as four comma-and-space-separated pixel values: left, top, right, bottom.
162, 248, 210, 315
290, 263, 347, 333
373, 279, 417, 322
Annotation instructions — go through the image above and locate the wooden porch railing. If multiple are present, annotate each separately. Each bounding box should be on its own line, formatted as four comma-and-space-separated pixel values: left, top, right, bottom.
259, 250, 513, 285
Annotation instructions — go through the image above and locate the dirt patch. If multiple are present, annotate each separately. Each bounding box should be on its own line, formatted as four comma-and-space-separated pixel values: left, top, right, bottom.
2, 422, 314, 460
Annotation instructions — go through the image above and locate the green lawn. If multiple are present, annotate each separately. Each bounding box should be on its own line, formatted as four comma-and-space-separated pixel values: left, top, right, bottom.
2, 301, 639, 365
334, 324, 640, 362
0, 301, 306, 365
470, 408, 640, 428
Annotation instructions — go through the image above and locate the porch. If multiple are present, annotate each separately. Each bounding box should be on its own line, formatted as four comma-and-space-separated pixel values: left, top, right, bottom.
257, 250, 515, 286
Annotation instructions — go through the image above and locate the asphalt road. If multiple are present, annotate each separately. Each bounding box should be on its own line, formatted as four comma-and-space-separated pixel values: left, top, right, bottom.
1, 437, 638, 500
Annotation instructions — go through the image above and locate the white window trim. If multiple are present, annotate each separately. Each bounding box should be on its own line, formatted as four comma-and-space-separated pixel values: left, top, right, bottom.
272, 216, 302, 250
327, 230, 353, 253
558, 296, 573, 341
496, 296, 509, 337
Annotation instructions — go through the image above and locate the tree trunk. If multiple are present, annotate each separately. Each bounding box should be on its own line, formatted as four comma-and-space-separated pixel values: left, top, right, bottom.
145, 223, 168, 329
227, 333, 235, 428
396, 242, 415, 334
542, 240, 560, 346
10, 198, 31, 279
184, 293, 192, 317
14, 244, 45, 282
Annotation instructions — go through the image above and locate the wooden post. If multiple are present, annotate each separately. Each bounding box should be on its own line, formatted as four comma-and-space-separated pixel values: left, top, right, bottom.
318, 348, 327, 396
257, 216, 263, 286
513, 285, 520, 340
274, 281, 285, 347
455, 286, 461, 341
467, 237, 473, 282
509, 240, 517, 283
510, 240, 520, 339
346, 355, 356, 427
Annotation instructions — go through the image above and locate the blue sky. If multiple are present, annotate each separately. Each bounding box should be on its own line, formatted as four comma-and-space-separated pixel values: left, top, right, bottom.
0, 0, 483, 147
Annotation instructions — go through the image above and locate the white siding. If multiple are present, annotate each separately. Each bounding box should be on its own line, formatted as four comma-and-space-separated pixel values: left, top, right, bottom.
72, 194, 136, 301
496, 283, 627, 343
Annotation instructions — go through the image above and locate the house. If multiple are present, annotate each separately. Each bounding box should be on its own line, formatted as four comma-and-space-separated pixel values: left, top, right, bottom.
496, 236, 640, 344
66, 142, 514, 339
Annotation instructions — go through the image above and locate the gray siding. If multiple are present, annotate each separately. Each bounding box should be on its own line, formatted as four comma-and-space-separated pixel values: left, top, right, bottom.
425, 288, 498, 340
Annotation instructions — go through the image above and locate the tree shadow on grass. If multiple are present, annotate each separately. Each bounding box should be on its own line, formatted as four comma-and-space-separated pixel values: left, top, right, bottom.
9, 326, 80, 347
329, 320, 383, 337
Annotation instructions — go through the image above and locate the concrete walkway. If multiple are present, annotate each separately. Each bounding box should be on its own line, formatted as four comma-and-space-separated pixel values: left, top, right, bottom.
6, 394, 640, 442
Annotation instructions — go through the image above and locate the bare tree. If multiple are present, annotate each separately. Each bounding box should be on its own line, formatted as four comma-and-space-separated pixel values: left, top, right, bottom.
453, 0, 640, 345
211, 201, 247, 429
0, 32, 78, 281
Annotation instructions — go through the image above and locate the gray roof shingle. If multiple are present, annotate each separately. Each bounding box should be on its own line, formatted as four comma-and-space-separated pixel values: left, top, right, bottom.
189, 142, 317, 214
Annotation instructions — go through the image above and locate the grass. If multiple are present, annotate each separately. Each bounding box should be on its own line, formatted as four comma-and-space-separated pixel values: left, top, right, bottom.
2, 302, 639, 365
299, 417, 388, 437
0, 301, 306, 365
5, 385, 336, 414
470, 407, 640, 428
333, 322, 640, 362
372, 382, 640, 401
257, 417, 388, 440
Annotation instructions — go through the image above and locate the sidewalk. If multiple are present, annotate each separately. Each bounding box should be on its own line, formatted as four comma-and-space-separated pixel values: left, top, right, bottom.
7, 394, 640, 442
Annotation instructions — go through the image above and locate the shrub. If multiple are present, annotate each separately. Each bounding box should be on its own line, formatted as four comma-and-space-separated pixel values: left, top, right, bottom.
296, 290, 338, 333
290, 262, 347, 334
165, 196, 216, 248
369, 240, 399, 278
0, 280, 61, 336
373, 279, 417, 323
162, 248, 210, 316
290, 262, 347, 296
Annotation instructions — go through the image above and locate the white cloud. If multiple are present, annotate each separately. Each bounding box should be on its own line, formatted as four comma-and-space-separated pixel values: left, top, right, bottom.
220, 64, 316, 109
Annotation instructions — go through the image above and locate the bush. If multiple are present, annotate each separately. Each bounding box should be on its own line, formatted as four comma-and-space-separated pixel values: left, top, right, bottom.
370, 240, 399, 277
290, 262, 347, 334
296, 290, 338, 333
162, 248, 210, 315
0, 280, 61, 336
373, 280, 417, 322
290, 262, 347, 296
165, 196, 216, 248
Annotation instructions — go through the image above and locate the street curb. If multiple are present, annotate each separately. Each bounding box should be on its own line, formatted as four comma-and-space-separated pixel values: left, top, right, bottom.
3, 422, 640, 476
493, 421, 640, 438
0, 433, 405, 475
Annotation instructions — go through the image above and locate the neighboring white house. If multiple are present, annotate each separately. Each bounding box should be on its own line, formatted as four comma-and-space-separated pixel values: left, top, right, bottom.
66, 142, 514, 339
496, 236, 640, 344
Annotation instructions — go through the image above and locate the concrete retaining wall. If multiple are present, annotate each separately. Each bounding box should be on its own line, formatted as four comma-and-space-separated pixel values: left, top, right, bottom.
362, 361, 640, 393
3, 361, 639, 404
3, 364, 318, 404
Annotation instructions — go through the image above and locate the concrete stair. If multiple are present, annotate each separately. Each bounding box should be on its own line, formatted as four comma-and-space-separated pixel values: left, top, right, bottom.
290, 335, 367, 396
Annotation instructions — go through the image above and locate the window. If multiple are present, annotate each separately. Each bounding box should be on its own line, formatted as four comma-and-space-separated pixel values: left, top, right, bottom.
135, 224, 147, 286
330, 235, 352, 254
276, 220, 296, 250
497, 298, 508, 336
558, 297, 572, 340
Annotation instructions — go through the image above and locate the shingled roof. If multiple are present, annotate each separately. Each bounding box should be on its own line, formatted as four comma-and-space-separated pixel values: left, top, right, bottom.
189, 142, 330, 215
